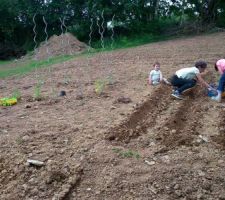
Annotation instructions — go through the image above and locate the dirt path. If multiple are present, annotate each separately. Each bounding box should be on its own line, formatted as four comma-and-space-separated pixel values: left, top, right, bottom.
1, 32, 225, 200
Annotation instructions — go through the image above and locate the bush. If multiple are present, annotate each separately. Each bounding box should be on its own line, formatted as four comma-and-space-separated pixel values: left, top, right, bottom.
0, 42, 26, 60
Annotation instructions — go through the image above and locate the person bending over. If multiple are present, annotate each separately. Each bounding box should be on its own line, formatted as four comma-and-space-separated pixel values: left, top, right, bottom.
171, 61, 211, 99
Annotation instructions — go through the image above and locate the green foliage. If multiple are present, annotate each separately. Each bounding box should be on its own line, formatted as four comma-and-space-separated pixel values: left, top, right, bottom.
112, 148, 141, 159
94, 79, 107, 95
34, 82, 42, 101
11, 88, 21, 100
0, 55, 74, 78
92, 33, 172, 50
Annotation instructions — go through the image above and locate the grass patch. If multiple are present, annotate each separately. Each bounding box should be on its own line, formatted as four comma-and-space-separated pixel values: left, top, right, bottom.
112, 148, 141, 159
0, 55, 75, 78
92, 33, 173, 51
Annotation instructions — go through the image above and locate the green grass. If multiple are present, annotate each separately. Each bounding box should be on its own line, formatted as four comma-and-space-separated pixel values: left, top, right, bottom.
0, 55, 75, 78
92, 33, 172, 51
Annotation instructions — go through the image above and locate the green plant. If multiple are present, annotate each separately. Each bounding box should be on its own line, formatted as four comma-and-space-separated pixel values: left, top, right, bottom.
112, 148, 141, 159
94, 79, 106, 95
11, 88, 21, 100
34, 82, 42, 100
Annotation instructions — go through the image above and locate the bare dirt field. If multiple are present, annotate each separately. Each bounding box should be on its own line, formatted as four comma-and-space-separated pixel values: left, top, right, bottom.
1, 32, 225, 200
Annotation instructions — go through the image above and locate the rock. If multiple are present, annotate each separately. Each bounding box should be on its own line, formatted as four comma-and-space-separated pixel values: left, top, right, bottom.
149, 142, 156, 147
198, 170, 205, 177
116, 96, 132, 104
198, 135, 208, 143
174, 184, 179, 190
76, 94, 84, 100
27, 159, 44, 167
174, 190, 182, 197
2, 129, 8, 133
145, 160, 156, 166
161, 155, 170, 163
171, 129, 176, 134
22, 135, 30, 141
164, 127, 169, 131
25, 104, 31, 108
197, 192, 204, 200
218, 160, 224, 164
87, 188, 91, 191
110, 106, 117, 110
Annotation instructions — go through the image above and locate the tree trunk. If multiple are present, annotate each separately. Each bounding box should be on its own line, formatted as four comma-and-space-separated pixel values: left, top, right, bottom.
202, 0, 221, 23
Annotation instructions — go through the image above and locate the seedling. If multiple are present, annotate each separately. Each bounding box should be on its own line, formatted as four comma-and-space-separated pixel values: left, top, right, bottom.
34, 82, 42, 101
94, 79, 106, 95
11, 88, 21, 100
112, 148, 141, 159
106, 74, 115, 85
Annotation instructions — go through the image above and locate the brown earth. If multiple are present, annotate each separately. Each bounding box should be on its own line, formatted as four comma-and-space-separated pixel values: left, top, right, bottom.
1, 32, 225, 200
34, 33, 88, 60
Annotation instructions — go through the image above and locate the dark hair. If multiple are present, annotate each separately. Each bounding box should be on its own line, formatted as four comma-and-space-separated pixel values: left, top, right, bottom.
214, 62, 218, 71
153, 62, 160, 67
195, 61, 207, 69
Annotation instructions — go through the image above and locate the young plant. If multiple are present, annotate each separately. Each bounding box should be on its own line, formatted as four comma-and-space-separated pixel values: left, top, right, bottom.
112, 148, 141, 159
94, 79, 106, 95
34, 82, 42, 101
11, 88, 21, 100
106, 74, 115, 85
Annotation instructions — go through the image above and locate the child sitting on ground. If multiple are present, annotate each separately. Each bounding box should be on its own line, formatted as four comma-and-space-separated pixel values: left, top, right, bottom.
148, 62, 170, 85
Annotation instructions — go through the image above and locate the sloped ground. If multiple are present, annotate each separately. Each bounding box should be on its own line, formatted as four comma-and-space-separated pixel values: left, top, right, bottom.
1, 32, 225, 200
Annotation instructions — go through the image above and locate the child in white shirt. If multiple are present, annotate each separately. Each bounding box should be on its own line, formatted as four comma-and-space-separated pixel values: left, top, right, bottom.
148, 62, 170, 85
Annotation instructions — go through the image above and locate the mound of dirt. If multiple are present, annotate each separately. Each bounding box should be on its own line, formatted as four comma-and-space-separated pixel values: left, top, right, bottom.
34, 33, 88, 60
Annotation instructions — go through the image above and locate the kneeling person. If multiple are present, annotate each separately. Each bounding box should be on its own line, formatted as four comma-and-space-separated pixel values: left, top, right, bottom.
171, 61, 211, 99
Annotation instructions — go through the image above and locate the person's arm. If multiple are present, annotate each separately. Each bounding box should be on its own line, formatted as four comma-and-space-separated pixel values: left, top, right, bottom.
159, 70, 163, 82
148, 71, 153, 85
200, 69, 209, 77
196, 73, 211, 88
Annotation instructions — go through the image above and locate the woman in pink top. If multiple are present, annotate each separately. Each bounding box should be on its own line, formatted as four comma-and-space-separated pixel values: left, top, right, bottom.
211, 59, 225, 102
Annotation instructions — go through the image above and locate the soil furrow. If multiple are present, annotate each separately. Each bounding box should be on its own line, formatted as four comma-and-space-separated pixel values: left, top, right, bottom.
106, 85, 172, 142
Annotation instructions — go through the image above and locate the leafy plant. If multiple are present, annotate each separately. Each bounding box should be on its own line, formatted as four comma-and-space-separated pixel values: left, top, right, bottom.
94, 79, 106, 95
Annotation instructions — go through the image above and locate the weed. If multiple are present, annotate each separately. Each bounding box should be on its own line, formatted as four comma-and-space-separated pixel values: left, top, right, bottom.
112, 147, 123, 153
112, 148, 141, 159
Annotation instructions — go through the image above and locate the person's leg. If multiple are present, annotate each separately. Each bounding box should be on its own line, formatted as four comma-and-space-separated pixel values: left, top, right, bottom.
177, 79, 196, 94
217, 73, 225, 93
170, 75, 182, 87
211, 73, 225, 102
171, 75, 196, 94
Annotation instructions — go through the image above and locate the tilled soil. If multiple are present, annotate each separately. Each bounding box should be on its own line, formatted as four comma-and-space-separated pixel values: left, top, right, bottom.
1, 32, 225, 200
